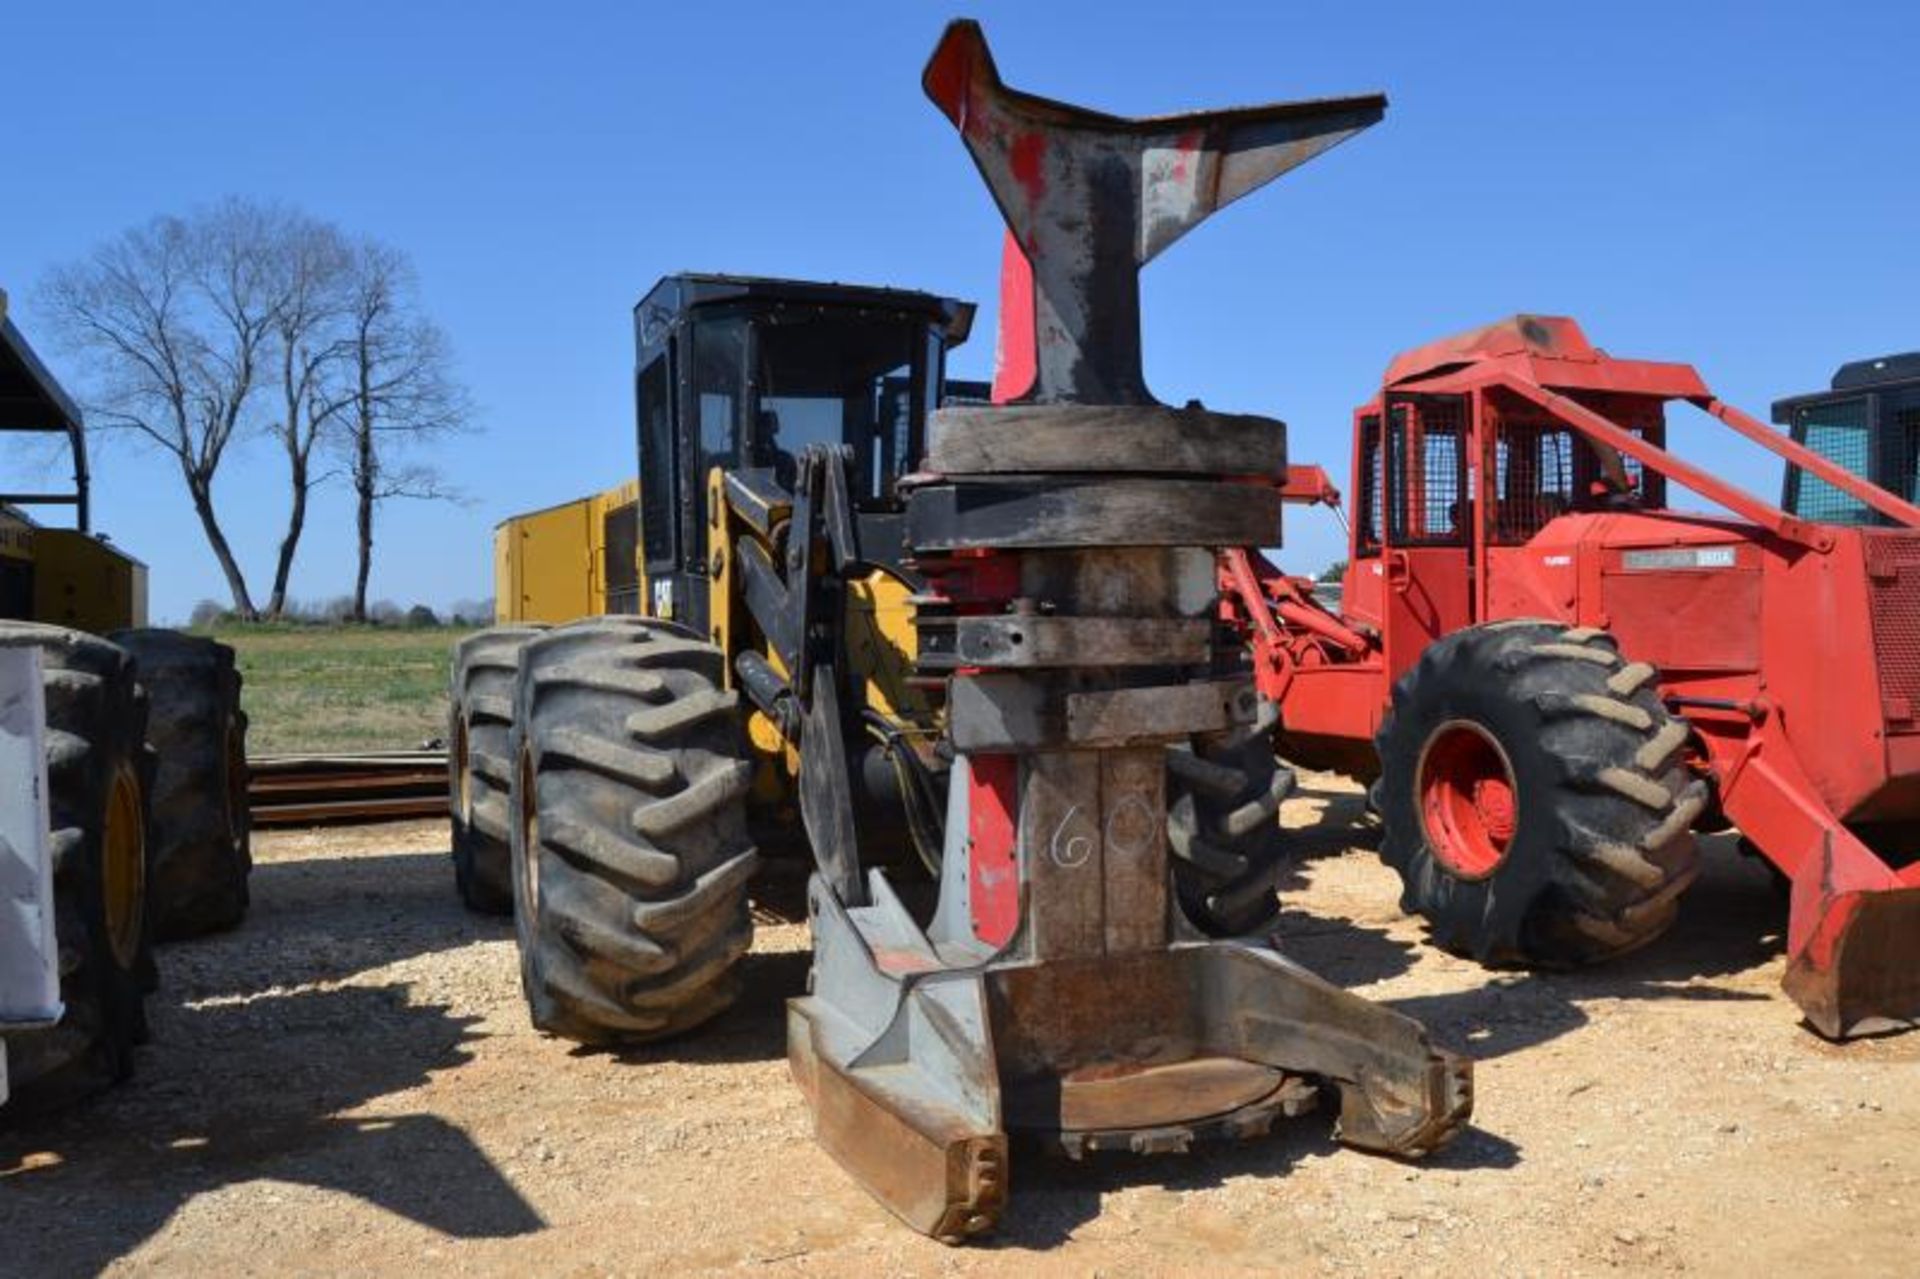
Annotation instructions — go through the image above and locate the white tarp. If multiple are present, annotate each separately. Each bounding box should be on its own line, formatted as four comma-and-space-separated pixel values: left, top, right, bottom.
0, 645, 62, 1101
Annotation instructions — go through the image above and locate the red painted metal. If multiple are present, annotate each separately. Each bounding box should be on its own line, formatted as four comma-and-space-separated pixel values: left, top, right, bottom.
1218, 314, 1920, 1036
1418, 723, 1516, 879
966, 753, 1021, 948
1278, 464, 1342, 507
991, 233, 1036, 405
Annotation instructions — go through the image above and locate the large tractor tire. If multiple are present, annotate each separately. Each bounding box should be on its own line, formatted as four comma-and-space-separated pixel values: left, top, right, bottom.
508, 617, 759, 1046
111, 629, 250, 939
448, 624, 546, 915
1376, 620, 1706, 967
0, 623, 153, 1114
1166, 700, 1294, 936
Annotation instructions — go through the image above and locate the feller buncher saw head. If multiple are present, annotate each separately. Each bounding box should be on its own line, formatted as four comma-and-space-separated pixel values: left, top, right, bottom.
784, 20, 1469, 1243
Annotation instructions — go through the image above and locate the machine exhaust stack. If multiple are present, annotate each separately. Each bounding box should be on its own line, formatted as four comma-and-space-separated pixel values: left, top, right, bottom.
786, 20, 1467, 1242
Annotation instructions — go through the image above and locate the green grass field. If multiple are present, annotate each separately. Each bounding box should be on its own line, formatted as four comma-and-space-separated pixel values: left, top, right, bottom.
206, 624, 474, 755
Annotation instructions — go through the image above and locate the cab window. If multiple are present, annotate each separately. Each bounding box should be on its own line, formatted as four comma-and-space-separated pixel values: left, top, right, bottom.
695, 316, 748, 486
637, 349, 675, 568
1385, 397, 1469, 546
1355, 413, 1383, 554
1786, 395, 1872, 524
752, 311, 922, 501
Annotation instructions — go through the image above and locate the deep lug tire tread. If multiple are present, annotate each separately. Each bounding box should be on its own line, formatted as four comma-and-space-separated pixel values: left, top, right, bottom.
508, 616, 758, 1047
1166, 701, 1294, 936
1376, 620, 1703, 967
448, 624, 548, 914
111, 629, 250, 939
1, 623, 153, 1115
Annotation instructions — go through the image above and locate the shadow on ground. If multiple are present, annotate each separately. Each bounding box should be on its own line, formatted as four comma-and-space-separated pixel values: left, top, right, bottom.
168, 846, 515, 1002
0, 803, 1807, 1273
984, 1107, 1523, 1250
0, 834, 541, 1279
1281, 778, 1382, 873
1298, 833, 1788, 1061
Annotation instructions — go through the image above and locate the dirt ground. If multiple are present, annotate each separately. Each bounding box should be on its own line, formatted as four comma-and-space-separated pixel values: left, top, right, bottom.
4, 775, 1917, 1278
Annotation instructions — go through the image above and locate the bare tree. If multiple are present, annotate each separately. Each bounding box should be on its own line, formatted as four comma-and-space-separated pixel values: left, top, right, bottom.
329, 240, 469, 621
39, 202, 281, 616
263, 215, 355, 617
42, 204, 469, 620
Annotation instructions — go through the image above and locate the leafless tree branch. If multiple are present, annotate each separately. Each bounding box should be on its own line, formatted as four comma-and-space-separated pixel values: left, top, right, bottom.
37, 206, 281, 617
37, 202, 472, 620
323, 236, 473, 620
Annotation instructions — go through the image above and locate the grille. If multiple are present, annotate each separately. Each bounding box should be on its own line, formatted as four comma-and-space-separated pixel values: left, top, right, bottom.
1789, 396, 1873, 523
1358, 414, 1383, 550
603, 501, 640, 615
1896, 402, 1920, 503
1864, 531, 1920, 724
1387, 396, 1468, 546
1490, 419, 1577, 542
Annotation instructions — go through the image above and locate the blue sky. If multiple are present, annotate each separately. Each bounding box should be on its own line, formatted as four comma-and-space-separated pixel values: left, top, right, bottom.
4, 1, 1915, 622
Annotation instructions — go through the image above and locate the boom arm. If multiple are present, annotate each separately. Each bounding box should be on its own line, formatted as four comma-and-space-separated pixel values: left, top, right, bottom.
1699, 397, 1920, 530
1490, 374, 1834, 550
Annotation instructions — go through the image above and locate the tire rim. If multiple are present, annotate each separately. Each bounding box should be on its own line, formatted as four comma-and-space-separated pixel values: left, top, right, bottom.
516, 747, 540, 917
1416, 720, 1518, 880
103, 764, 147, 970
453, 715, 472, 825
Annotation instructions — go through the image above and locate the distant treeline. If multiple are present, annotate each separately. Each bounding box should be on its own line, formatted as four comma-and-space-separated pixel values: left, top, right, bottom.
189, 597, 493, 630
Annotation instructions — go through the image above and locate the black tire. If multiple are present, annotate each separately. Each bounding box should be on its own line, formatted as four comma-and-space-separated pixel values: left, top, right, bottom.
508, 617, 759, 1046
1166, 700, 1294, 936
1, 623, 154, 1115
111, 629, 250, 939
448, 624, 546, 915
1376, 620, 1705, 967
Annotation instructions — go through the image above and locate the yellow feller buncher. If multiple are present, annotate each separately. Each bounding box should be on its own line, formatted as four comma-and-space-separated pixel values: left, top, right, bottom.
0, 291, 251, 1114
450, 270, 1291, 937
447, 22, 1471, 1239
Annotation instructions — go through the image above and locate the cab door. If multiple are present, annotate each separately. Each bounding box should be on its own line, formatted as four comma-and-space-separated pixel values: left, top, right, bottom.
1380, 393, 1475, 681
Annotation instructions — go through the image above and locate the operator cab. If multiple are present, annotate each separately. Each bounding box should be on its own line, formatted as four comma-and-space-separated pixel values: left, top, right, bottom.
1351, 393, 1666, 559
1338, 317, 1693, 675
632, 274, 973, 629
1, 297, 145, 629
1772, 352, 1920, 525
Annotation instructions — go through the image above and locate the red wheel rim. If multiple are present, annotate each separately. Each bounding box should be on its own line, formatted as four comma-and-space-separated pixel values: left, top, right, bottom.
1417, 721, 1517, 880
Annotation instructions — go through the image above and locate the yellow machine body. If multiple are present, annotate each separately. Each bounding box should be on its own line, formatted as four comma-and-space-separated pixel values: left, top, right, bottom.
28, 525, 147, 632
0, 290, 149, 635
490, 466, 930, 835
492, 480, 640, 623
694, 467, 931, 819
484, 275, 975, 865
0, 506, 149, 634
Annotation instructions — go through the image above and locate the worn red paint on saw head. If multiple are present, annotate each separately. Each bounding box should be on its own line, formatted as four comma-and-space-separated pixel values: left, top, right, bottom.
1008, 131, 1047, 202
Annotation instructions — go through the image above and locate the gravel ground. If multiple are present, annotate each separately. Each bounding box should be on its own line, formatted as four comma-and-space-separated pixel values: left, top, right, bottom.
3, 774, 1916, 1277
